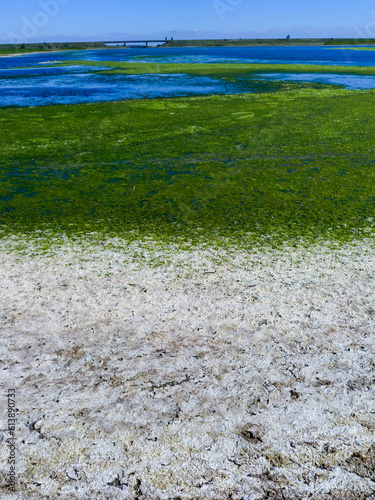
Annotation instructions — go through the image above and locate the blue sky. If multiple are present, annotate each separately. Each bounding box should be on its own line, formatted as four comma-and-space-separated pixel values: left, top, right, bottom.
1, 0, 375, 43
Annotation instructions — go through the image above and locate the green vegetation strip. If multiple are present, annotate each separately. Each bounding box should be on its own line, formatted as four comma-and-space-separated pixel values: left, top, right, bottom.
1, 86, 374, 247
2, 38, 375, 55
48, 61, 375, 77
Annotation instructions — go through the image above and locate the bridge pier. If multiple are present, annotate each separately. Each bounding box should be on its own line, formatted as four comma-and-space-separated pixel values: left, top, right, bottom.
107, 39, 168, 48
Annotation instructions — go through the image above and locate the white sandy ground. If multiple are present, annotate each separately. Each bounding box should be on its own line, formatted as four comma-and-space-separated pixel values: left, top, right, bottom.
0, 51, 66, 58
0, 236, 374, 499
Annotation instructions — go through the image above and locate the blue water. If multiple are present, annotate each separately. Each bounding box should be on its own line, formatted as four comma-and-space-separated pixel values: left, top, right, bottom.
1, 46, 375, 107
2, 46, 375, 68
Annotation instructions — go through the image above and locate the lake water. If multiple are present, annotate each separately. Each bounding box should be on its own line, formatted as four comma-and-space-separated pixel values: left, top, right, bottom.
1, 46, 375, 107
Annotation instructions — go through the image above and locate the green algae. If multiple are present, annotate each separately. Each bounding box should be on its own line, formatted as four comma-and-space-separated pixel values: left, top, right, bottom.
48, 60, 375, 77
0, 86, 375, 248
327, 47, 375, 51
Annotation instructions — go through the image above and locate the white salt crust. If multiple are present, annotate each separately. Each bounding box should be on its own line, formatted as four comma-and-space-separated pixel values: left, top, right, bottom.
0, 237, 374, 499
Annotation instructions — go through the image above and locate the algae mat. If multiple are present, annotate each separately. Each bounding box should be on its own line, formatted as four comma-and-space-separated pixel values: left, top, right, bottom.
0, 85, 375, 246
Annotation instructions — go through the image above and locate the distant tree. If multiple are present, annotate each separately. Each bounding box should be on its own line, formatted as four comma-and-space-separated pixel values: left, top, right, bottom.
286, 34, 291, 40
20, 44, 25, 49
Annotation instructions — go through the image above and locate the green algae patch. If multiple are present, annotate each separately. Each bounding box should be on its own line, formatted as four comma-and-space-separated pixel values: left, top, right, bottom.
1, 88, 375, 247
49, 60, 375, 78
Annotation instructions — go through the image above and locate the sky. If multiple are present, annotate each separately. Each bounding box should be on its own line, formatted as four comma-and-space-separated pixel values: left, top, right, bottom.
1, 0, 375, 43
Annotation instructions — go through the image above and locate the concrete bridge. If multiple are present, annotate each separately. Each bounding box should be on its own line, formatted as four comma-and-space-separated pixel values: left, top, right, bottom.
105, 39, 169, 48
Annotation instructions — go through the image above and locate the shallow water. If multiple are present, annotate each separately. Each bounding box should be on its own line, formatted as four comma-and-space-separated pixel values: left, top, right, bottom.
0, 71, 268, 107
1, 46, 375, 107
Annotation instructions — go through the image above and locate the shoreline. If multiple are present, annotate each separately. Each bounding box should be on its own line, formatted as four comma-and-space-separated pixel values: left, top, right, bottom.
0, 47, 131, 58
0, 50, 69, 58
162, 42, 329, 47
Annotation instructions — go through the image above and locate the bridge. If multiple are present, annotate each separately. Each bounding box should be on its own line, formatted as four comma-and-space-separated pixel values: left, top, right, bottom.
105, 39, 169, 48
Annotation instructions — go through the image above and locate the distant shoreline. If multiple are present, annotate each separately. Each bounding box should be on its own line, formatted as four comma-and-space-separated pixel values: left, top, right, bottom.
0, 47, 133, 59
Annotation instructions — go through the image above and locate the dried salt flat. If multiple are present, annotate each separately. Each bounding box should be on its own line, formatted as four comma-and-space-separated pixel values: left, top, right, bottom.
0, 236, 375, 499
